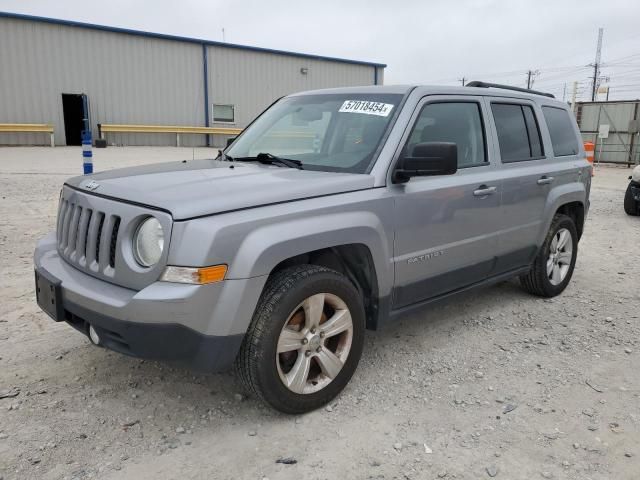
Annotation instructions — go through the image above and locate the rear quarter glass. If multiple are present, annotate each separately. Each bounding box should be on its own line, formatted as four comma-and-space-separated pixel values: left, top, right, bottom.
541, 106, 580, 157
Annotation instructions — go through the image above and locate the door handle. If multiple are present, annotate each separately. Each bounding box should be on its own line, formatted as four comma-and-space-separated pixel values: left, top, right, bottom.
537, 176, 555, 185
473, 185, 497, 197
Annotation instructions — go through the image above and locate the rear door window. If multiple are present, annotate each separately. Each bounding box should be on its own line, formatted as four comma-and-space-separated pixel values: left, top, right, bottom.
491, 103, 544, 162
542, 106, 580, 156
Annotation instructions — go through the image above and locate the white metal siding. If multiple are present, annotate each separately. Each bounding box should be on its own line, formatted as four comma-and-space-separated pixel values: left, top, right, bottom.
0, 17, 206, 146
207, 46, 376, 128
578, 102, 636, 133
0, 16, 382, 147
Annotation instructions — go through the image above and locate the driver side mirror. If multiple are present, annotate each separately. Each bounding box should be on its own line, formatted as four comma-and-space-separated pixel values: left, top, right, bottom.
393, 142, 458, 183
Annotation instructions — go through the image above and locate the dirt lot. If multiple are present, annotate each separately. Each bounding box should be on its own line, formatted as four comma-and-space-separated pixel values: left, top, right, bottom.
1, 147, 639, 480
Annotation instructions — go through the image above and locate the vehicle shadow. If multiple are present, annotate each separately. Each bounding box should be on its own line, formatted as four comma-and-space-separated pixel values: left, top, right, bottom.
74, 278, 533, 423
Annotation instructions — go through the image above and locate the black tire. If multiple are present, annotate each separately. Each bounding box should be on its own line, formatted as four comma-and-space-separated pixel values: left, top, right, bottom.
519, 214, 578, 297
624, 183, 639, 216
235, 265, 365, 414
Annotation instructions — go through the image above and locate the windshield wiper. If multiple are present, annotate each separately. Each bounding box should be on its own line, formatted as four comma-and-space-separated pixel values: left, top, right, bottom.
234, 152, 303, 170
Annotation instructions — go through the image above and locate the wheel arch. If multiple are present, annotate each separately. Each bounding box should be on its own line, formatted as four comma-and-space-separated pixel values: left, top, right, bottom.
225, 211, 392, 330
270, 244, 381, 330
555, 201, 585, 240
539, 184, 587, 245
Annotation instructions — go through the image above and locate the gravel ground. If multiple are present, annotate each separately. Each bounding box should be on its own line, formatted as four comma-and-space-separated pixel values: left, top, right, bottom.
1, 147, 639, 480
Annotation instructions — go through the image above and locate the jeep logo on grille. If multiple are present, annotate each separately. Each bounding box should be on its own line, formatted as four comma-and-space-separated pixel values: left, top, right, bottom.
85, 180, 100, 191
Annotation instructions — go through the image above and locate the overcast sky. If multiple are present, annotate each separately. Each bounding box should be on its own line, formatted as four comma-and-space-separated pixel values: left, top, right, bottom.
2, 0, 639, 101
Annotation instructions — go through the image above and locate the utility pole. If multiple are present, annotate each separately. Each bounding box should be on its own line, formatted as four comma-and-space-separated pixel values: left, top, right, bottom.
459, 77, 466, 86
526, 70, 539, 89
562, 83, 567, 102
591, 27, 603, 101
222, 28, 226, 42
571, 81, 578, 112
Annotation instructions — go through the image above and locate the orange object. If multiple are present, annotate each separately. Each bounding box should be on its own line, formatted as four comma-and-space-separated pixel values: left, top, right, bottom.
584, 141, 595, 176
197, 264, 228, 284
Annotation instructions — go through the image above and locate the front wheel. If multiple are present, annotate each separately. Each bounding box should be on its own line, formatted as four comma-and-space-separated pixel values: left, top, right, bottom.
519, 214, 578, 297
235, 265, 365, 414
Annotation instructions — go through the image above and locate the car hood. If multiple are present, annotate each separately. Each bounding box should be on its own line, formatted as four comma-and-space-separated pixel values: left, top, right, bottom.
65, 159, 375, 220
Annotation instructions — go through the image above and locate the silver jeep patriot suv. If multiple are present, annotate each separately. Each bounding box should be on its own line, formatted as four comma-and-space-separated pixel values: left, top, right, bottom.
35, 82, 591, 413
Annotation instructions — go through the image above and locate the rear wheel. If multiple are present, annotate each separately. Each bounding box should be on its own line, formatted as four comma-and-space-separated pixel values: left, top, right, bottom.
624, 182, 639, 216
235, 265, 365, 414
519, 214, 578, 297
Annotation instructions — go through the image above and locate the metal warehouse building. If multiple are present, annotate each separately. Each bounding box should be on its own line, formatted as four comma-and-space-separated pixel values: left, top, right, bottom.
0, 12, 385, 147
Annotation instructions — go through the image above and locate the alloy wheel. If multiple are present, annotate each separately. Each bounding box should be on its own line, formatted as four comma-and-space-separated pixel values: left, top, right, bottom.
276, 293, 353, 394
547, 227, 573, 286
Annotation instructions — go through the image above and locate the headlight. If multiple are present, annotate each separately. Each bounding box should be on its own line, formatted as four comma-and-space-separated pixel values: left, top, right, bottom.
133, 217, 164, 267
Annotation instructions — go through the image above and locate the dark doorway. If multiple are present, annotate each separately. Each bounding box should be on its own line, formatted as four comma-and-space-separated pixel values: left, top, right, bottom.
62, 94, 85, 146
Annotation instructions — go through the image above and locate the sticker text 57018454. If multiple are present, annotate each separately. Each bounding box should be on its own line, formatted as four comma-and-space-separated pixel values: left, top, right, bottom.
339, 100, 394, 117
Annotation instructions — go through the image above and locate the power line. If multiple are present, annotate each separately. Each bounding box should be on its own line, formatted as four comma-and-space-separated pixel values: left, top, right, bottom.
602, 53, 640, 65
426, 64, 589, 84
425, 31, 638, 93
424, 49, 640, 100
604, 63, 640, 68
534, 67, 591, 85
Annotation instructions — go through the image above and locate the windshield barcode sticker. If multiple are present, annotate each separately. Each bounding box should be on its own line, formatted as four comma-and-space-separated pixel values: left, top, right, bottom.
339, 100, 394, 117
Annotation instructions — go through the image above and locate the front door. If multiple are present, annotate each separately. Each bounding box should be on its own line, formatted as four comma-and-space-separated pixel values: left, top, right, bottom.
391, 96, 503, 309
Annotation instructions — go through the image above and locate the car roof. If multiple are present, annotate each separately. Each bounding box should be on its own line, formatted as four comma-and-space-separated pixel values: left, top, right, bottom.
289, 85, 416, 95
291, 84, 569, 108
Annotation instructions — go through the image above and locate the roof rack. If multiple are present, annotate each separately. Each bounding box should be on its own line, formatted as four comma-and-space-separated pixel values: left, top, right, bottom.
465, 81, 555, 99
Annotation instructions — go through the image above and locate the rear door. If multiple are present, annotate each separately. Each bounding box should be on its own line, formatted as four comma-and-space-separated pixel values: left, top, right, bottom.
391, 96, 503, 309
540, 105, 585, 191
486, 99, 551, 273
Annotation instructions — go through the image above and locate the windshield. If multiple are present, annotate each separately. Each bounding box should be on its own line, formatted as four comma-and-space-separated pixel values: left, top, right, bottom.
226, 93, 404, 173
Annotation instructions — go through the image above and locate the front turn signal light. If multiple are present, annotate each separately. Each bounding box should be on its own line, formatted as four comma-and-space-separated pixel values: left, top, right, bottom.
160, 264, 227, 285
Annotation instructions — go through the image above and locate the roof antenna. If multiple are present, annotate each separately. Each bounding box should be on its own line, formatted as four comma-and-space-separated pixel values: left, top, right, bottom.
222, 28, 225, 42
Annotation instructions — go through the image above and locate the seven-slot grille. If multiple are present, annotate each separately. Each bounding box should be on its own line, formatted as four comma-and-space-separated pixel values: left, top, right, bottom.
55, 185, 171, 291
56, 198, 120, 274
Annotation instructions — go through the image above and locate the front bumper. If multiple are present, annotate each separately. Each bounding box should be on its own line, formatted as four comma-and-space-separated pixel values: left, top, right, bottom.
34, 233, 267, 372
63, 300, 244, 371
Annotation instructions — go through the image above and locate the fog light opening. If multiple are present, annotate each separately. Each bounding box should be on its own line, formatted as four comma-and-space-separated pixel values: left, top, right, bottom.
88, 325, 101, 346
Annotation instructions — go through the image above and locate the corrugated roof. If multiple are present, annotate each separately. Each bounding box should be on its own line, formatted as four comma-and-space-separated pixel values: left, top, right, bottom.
0, 11, 386, 68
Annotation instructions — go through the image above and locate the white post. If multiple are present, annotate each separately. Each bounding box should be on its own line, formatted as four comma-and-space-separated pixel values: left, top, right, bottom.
596, 138, 602, 166
176, 133, 181, 147
50, 132, 55, 148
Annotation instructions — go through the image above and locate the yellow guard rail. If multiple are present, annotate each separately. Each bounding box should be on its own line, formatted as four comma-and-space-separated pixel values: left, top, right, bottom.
98, 124, 243, 146
0, 123, 55, 147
